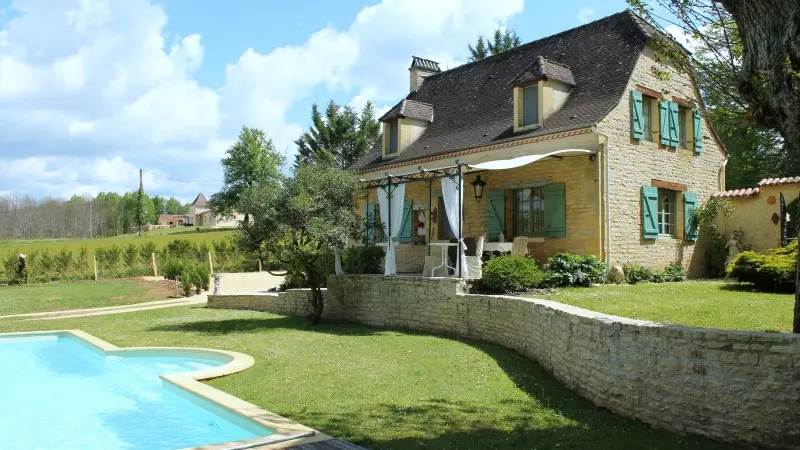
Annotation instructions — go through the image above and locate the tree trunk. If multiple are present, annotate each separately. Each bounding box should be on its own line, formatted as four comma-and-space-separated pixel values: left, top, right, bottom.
304, 267, 325, 325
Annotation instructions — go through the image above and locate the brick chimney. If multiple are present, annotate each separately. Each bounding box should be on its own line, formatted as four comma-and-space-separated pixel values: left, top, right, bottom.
409, 56, 441, 92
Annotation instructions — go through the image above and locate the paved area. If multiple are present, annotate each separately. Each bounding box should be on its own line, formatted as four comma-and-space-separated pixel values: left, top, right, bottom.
215, 272, 285, 294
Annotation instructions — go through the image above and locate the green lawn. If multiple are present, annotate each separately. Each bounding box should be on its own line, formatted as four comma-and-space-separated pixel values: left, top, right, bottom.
0, 280, 165, 316
0, 303, 738, 449
538, 281, 793, 332
0, 228, 235, 254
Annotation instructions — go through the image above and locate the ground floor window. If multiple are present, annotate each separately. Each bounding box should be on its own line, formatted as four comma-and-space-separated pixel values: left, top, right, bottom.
657, 189, 677, 236
513, 187, 545, 236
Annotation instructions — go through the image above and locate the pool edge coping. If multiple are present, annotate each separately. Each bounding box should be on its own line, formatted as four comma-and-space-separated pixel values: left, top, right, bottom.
0, 329, 331, 450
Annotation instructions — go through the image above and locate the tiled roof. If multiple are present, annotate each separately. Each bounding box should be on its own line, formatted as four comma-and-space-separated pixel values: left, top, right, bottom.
191, 193, 208, 206
714, 187, 760, 198
410, 56, 441, 73
351, 10, 656, 172
379, 99, 434, 122
510, 56, 576, 86
758, 177, 800, 187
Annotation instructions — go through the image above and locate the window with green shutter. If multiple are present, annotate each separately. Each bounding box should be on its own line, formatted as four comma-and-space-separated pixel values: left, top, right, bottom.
692, 109, 703, 153
363, 204, 376, 244
668, 101, 680, 147
398, 200, 413, 242
542, 183, 566, 237
630, 90, 644, 140
659, 100, 670, 146
683, 191, 699, 241
487, 190, 506, 240
641, 186, 659, 239
511, 183, 566, 238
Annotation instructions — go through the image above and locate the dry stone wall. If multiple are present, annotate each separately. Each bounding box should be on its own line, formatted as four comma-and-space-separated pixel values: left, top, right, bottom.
209, 275, 800, 448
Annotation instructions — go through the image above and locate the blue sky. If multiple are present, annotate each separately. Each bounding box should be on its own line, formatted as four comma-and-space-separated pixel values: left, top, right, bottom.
0, 0, 629, 201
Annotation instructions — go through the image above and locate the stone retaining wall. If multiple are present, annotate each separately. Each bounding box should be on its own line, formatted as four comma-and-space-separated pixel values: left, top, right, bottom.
209, 275, 800, 448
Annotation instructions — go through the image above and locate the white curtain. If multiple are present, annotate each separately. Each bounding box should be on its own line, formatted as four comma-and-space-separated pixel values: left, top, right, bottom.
378, 183, 405, 275
441, 176, 468, 278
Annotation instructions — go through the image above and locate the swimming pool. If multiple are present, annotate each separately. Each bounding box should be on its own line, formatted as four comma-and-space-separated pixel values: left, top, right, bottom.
0, 332, 280, 449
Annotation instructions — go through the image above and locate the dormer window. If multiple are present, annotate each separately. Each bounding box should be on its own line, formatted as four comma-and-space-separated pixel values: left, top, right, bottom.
379, 99, 434, 158
522, 84, 540, 126
511, 56, 574, 132
387, 121, 399, 154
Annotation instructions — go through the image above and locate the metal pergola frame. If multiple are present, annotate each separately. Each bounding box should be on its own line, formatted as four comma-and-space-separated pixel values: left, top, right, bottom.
360, 162, 468, 277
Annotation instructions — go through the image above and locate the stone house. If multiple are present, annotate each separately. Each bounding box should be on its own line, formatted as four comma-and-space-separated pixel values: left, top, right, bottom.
350, 10, 727, 276
187, 193, 242, 228
714, 177, 800, 253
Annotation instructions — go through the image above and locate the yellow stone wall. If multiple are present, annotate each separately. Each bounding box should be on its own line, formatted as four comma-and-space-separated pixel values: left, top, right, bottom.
598, 45, 727, 275
358, 156, 601, 269
724, 185, 800, 253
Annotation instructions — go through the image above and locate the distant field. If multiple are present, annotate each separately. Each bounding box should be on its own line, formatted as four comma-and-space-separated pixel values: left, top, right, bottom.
0, 227, 236, 256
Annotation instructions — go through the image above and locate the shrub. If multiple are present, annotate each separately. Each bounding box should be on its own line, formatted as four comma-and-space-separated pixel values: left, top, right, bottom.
727, 240, 796, 292
161, 260, 185, 280
624, 263, 685, 284
166, 239, 198, 259
544, 253, 607, 287
179, 268, 195, 296
139, 241, 157, 262
77, 246, 89, 273
341, 245, 384, 274
194, 264, 210, 292
481, 255, 545, 293
55, 247, 73, 274
123, 243, 139, 268
663, 263, 686, 282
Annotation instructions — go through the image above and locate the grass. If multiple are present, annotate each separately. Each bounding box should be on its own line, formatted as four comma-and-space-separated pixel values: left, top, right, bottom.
0, 280, 170, 316
0, 295, 739, 449
0, 227, 235, 255
537, 281, 793, 332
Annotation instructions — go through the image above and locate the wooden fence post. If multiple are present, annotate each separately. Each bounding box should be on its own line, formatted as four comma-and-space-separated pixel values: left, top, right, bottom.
257, 258, 262, 272
151, 252, 158, 277
93, 255, 98, 281
207, 252, 214, 288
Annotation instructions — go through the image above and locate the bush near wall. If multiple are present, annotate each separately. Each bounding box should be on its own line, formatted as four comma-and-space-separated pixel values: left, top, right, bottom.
727, 240, 797, 293
624, 263, 686, 284
480, 255, 546, 293
543, 253, 607, 287
279, 245, 385, 291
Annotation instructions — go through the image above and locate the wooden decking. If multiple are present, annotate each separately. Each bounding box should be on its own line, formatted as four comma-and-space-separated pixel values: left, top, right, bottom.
291, 439, 369, 450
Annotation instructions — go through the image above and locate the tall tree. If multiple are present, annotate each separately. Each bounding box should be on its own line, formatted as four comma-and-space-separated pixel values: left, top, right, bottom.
209, 126, 284, 225
239, 164, 360, 324
295, 100, 380, 169
628, 0, 800, 331
136, 170, 145, 236
165, 197, 184, 215
152, 196, 166, 216
468, 28, 521, 61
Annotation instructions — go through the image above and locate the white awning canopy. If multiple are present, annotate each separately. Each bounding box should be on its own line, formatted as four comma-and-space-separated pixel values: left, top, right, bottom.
470, 149, 594, 171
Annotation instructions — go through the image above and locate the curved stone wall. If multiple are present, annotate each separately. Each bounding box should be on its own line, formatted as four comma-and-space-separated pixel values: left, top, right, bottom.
210, 275, 800, 448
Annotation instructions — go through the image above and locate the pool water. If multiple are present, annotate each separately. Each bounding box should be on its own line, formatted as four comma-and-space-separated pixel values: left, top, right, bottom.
0, 333, 274, 449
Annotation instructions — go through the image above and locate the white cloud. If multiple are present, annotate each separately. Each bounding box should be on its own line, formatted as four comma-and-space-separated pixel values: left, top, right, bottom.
665, 24, 701, 53
577, 7, 595, 24
0, 0, 524, 199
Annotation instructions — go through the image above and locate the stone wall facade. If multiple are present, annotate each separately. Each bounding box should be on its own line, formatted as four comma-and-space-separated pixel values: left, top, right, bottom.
210, 275, 800, 448
598, 46, 727, 276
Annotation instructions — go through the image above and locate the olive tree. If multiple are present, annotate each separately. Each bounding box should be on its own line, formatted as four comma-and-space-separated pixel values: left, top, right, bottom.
240, 164, 361, 324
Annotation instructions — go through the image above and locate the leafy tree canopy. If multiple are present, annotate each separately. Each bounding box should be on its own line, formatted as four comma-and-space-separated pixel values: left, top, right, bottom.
294, 100, 380, 169
468, 28, 521, 61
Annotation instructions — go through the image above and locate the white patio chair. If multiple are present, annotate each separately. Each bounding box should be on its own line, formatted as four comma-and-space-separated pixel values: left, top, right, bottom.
511, 236, 529, 256
465, 235, 484, 279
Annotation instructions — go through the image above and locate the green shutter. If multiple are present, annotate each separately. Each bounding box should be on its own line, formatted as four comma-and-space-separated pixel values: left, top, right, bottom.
543, 183, 566, 238
630, 90, 644, 139
668, 101, 680, 147
642, 186, 659, 239
487, 190, 506, 240
693, 109, 703, 153
364, 204, 376, 244
684, 191, 699, 241
398, 200, 413, 242
659, 100, 670, 145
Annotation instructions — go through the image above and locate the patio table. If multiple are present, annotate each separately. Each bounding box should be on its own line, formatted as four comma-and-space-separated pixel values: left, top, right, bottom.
428, 242, 458, 276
